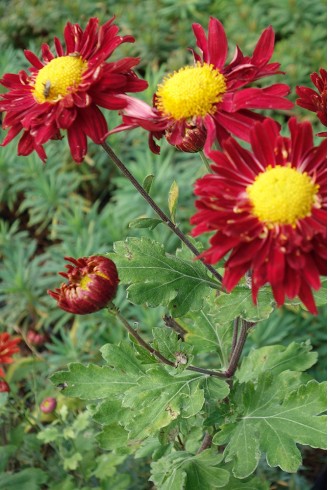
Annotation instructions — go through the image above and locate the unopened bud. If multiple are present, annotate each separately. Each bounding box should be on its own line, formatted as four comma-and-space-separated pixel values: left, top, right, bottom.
48, 256, 119, 314
40, 397, 57, 413
27, 330, 47, 346
165, 125, 207, 153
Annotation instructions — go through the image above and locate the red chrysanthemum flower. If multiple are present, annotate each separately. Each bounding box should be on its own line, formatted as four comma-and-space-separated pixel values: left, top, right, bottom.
296, 68, 327, 137
191, 117, 326, 314
0, 333, 21, 377
48, 255, 119, 314
110, 17, 293, 154
0, 17, 147, 163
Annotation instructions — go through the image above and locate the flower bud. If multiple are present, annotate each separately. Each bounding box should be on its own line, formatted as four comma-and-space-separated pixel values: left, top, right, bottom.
27, 330, 47, 346
165, 124, 207, 153
0, 379, 10, 393
40, 397, 57, 413
48, 256, 119, 314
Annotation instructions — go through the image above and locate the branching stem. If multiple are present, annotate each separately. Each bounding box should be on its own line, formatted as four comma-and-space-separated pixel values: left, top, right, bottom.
101, 141, 223, 284
111, 307, 227, 379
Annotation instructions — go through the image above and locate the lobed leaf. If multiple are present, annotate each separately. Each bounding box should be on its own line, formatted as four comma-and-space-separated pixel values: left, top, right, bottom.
151, 450, 229, 489
50, 363, 137, 400
236, 341, 318, 383
213, 374, 327, 478
111, 237, 219, 316
215, 286, 275, 324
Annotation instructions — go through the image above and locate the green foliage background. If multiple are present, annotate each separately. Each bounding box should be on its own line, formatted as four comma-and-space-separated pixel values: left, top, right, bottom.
0, 0, 326, 489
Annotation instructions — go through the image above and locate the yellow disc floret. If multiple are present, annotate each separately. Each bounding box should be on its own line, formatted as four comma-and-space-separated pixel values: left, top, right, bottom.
33, 55, 87, 103
247, 165, 319, 227
79, 275, 92, 291
155, 62, 227, 120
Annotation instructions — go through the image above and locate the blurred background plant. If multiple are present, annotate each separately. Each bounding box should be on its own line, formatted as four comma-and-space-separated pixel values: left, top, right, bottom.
0, 0, 326, 488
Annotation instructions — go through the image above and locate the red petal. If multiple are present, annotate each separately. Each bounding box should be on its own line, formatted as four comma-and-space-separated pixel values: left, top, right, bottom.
192, 23, 209, 62
77, 105, 108, 143
208, 17, 228, 68
24, 50, 44, 69
298, 282, 318, 315
231, 85, 293, 111
250, 118, 279, 167
67, 124, 87, 163
252, 26, 275, 65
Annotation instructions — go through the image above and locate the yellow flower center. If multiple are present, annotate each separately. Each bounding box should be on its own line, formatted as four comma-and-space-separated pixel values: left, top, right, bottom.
246, 165, 319, 227
155, 62, 227, 120
80, 275, 92, 290
33, 55, 87, 103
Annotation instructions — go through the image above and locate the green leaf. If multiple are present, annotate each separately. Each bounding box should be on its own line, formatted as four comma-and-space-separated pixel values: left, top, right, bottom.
143, 174, 155, 194
213, 374, 326, 478
153, 328, 194, 370
215, 286, 275, 324
0, 468, 48, 490
37, 426, 61, 444
96, 423, 129, 450
63, 453, 83, 471
94, 453, 127, 480
312, 277, 327, 307
122, 366, 206, 440
128, 217, 162, 230
236, 341, 318, 383
223, 474, 269, 489
0, 393, 8, 409
100, 342, 146, 375
183, 293, 233, 368
92, 399, 128, 426
111, 237, 219, 316
50, 363, 136, 400
151, 450, 229, 489
168, 180, 179, 223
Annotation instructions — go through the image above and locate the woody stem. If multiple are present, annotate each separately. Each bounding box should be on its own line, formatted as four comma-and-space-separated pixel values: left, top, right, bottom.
102, 141, 223, 284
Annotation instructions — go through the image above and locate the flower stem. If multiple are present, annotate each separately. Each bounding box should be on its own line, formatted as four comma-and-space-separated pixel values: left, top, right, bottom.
101, 141, 223, 284
230, 317, 239, 358
196, 432, 213, 454
224, 320, 250, 378
110, 306, 227, 378
199, 150, 213, 173
163, 314, 186, 340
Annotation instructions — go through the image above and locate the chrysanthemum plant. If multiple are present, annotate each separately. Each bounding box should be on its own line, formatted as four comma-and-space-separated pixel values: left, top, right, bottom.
1, 16, 326, 488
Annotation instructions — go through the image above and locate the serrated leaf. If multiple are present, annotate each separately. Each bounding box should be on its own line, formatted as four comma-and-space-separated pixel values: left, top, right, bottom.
96, 423, 129, 450
213, 374, 326, 478
63, 453, 83, 471
111, 237, 219, 317
182, 293, 233, 369
151, 450, 229, 489
122, 366, 206, 440
128, 217, 162, 230
215, 286, 275, 324
236, 341, 318, 383
100, 342, 146, 375
168, 180, 179, 223
93, 399, 128, 426
50, 363, 136, 400
143, 174, 155, 194
0, 468, 48, 490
